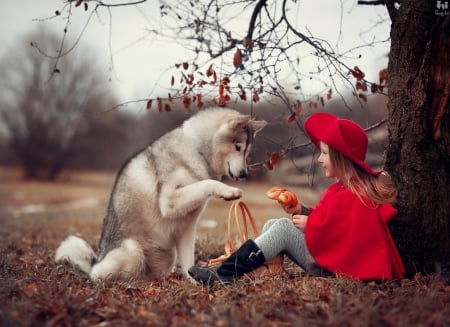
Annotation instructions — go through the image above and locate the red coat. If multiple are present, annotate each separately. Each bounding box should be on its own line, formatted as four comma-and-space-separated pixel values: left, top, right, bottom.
305, 182, 405, 280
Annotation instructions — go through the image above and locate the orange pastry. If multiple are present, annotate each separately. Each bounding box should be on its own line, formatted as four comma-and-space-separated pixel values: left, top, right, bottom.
266, 186, 298, 207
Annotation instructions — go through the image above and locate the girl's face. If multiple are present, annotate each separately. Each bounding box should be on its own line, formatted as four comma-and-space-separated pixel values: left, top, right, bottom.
318, 142, 336, 178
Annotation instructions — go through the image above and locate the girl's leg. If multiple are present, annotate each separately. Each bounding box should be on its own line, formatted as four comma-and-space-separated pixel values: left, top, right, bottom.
189, 218, 330, 285
256, 218, 316, 271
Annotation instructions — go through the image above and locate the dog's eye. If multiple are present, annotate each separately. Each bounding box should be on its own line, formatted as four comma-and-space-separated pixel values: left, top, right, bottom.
235, 144, 241, 152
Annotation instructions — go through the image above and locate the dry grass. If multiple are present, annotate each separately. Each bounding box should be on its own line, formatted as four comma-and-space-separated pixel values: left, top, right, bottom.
0, 167, 449, 327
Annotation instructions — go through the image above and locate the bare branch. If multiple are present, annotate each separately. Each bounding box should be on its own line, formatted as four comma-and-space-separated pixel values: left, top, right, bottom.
79, 0, 148, 7
357, 0, 385, 5
249, 118, 387, 170
358, 0, 398, 22
245, 0, 267, 42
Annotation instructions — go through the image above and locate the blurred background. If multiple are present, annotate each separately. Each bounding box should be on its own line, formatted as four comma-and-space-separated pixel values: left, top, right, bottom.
0, 1, 390, 192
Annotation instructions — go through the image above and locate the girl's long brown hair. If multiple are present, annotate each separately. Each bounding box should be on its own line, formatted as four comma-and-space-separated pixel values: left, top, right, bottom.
328, 146, 398, 206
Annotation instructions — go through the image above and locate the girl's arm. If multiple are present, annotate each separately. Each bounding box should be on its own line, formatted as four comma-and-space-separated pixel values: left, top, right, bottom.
300, 205, 311, 215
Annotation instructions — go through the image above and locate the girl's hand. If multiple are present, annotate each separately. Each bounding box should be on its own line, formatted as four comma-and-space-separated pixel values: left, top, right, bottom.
292, 215, 308, 232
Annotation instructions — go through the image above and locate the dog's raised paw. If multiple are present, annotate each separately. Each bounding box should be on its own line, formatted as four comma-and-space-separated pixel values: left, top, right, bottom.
221, 187, 242, 201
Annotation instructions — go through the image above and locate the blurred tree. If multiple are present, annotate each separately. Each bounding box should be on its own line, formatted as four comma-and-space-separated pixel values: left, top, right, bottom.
0, 28, 116, 179
46, 0, 449, 275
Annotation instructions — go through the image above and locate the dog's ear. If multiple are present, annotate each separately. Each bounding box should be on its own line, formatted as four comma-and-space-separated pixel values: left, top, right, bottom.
249, 119, 267, 134
228, 115, 251, 130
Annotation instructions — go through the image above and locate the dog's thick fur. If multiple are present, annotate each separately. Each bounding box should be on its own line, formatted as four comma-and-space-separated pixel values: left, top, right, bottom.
55, 108, 266, 281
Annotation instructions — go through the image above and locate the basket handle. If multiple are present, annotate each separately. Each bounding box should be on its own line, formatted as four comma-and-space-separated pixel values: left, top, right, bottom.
234, 200, 259, 242
208, 200, 259, 267
226, 200, 259, 248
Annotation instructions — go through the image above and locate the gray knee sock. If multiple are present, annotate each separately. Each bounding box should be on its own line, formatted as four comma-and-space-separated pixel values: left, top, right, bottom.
255, 218, 315, 270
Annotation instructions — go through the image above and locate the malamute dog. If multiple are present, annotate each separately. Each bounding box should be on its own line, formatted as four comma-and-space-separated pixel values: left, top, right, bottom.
55, 108, 267, 281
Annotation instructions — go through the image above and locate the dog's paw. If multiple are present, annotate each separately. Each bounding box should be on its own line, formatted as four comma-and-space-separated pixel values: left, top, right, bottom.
220, 187, 242, 201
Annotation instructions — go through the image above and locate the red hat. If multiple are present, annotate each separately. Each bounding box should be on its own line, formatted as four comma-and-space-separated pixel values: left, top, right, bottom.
305, 112, 380, 175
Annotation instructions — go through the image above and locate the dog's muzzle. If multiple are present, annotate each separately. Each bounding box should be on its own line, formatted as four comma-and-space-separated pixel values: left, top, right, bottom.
238, 170, 248, 180
228, 163, 248, 181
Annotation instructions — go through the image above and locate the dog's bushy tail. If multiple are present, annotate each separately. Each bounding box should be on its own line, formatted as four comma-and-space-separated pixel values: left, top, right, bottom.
55, 235, 97, 275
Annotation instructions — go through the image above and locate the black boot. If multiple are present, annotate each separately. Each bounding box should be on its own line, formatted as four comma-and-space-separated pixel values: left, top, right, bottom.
188, 239, 266, 286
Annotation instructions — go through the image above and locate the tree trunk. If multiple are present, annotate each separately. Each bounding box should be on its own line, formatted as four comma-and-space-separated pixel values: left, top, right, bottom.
386, 1, 450, 276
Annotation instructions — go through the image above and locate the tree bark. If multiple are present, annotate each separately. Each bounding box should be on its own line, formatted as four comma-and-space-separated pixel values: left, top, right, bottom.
386, 0, 450, 276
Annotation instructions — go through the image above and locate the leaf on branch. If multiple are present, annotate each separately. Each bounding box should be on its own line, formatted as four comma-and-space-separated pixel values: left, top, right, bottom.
184, 73, 194, 85
218, 86, 230, 106
287, 113, 296, 123
379, 68, 388, 85
253, 90, 260, 103
217, 77, 231, 106
182, 62, 189, 70
295, 100, 302, 115
238, 84, 247, 101
157, 98, 163, 112
358, 93, 368, 102
356, 81, 368, 92
196, 94, 204, 108
267, 152, 280, 170
233, 48, 243, 69
327, 89, 333, 100
183, 95, 192, 109
146, 99, 153, 110
206, 64, 214, 77
351, 66, 365, 81
197, 79, 207, 88
370, 83, 379, 93
75, 0, 83, 7
84, 2, 88, 11
171, 75, 175, 86
245, 38, 254, 49
206, 65, 217, 84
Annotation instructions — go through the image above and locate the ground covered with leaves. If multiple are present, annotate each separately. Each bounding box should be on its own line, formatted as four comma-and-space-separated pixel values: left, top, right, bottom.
0, 169, 449, 326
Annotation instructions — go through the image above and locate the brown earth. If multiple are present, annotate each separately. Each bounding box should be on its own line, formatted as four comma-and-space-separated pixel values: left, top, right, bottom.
0, 167, 448, 326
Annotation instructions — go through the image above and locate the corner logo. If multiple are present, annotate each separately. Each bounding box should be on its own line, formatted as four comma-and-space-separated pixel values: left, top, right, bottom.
436, 1, 449, 16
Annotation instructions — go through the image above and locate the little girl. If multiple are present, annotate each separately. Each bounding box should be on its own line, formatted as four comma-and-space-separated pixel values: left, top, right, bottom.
189, 112, 405, 285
